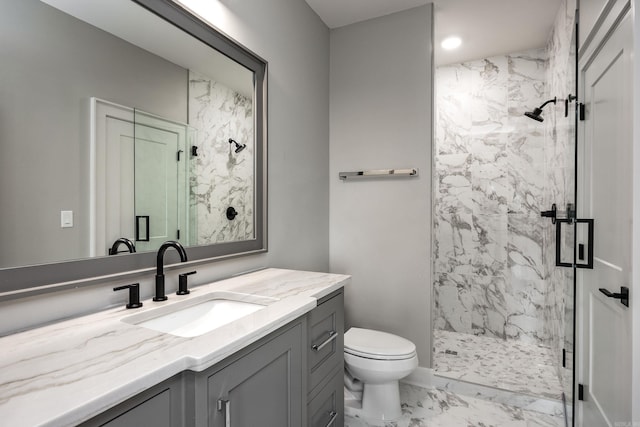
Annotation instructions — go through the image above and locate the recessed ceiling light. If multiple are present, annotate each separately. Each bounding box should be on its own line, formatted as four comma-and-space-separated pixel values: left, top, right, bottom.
441, 36, 462, 50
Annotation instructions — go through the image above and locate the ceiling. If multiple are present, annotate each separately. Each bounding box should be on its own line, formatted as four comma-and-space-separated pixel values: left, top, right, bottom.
304, 0, 562, 66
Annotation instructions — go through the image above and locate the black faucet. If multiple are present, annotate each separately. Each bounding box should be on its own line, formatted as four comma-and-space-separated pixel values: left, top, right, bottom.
108, 237, 136, 255
154, 241, 188, 301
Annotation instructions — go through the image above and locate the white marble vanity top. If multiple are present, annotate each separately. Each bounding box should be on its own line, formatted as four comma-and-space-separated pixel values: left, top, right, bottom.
0, 268, 350, 427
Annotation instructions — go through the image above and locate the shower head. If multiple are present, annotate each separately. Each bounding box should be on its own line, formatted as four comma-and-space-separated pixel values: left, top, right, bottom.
525, 108, 544, 122
228, 138, 247, 154
524, 97, 557, 122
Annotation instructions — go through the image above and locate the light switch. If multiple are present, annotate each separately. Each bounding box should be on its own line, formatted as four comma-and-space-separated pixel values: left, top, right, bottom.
61, 210, 73, 228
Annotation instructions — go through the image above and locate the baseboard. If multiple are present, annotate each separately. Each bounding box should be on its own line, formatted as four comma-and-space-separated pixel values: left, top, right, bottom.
401, 366, 434, 389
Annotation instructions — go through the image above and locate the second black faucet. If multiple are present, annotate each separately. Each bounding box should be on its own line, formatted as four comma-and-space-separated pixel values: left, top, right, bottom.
154, 241, 188, 301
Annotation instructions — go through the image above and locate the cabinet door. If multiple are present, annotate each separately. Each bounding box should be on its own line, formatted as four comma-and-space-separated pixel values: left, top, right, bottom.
208, 323, 303, 427
308, 368, 343, 427
98, 389, 172, 427
80, 375, 185, 427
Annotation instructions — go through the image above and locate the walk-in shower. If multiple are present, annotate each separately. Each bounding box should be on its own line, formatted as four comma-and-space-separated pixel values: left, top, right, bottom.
433, 4, 578, 425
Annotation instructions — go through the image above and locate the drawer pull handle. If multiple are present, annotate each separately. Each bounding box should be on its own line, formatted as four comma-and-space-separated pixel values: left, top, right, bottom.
217, 399, 230, 427
325, 410, 338, 427
312, 330, 338, 352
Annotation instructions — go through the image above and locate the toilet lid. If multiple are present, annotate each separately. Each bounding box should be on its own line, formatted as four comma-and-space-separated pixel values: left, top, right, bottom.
344, 327, 416, 360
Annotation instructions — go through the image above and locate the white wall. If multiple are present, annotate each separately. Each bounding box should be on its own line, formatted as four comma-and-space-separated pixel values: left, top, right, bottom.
329, 6, 433, 366
0, 0, 330, 334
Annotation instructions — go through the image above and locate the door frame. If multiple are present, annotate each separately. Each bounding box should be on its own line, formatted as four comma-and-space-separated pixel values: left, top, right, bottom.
632, 2, 640, 420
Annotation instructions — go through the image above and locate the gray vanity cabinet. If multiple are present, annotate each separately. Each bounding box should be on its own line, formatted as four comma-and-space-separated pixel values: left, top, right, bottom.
199, 321, 305, 427
79, 374, 187, 427
307, 290, 344, 427
78, 288, 345, 427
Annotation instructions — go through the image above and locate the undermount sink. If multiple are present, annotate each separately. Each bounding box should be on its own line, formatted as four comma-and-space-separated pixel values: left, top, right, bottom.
122, 291, 279, 337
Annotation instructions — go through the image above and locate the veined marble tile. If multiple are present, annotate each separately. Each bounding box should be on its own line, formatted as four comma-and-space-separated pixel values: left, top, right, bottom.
470, 134, 509, 215
433, 273, 473, 332
472, 214, 508, 278
435, 42, 566, 349
469, 57, 509, 134
433, 330, 563, 401
542, 166, 566, 213
344, 383, 565, 427
507, 144, 545, 217
544, 117, 573, 170
435, 153, 473, 214
542, 1, 578, 408
434, 212, 474, 275
508, 214, 544, 281
189, 70, 254, 245
431, 376, 565, 417
469, 275, 507, 338
504, 278, 547, 343
436, 65, 472, 155
507, 49, 548, 118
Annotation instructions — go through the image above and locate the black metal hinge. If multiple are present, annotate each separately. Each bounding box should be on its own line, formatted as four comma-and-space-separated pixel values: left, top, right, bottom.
578, 384, 585, 401
579, 103, 586, 121
562, 348, 566, 368
177, 229, 181, 240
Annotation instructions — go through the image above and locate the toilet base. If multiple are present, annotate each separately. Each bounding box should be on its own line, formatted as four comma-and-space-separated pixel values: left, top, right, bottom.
362, 381, 402, 420
343, 382, 403, 423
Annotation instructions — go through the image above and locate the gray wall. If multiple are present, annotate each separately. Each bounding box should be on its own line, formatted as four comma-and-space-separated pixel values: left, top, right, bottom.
210, 0, 331, 271
0, 0, 187, 267
329, 6, 433, 366
0, 0, 330, 333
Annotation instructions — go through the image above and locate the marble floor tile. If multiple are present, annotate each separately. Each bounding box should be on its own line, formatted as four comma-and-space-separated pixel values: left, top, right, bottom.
431, 376, 565, 417
344, 383, 565, 427
433, 330, 563, 400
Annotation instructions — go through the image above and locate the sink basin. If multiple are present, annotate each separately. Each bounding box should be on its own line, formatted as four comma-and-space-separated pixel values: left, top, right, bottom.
122, 292, 278, 337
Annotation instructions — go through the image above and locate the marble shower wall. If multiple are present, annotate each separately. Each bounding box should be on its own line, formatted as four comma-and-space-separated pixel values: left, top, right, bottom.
542, 0, 577, 407
188, 70, 254, 244
434, 48, 549, 344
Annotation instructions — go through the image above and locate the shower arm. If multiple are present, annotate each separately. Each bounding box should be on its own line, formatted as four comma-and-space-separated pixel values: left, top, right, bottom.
537, 97, 557, 110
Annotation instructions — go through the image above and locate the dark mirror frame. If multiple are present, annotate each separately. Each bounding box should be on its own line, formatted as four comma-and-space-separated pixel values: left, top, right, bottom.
0, 0, 267, 299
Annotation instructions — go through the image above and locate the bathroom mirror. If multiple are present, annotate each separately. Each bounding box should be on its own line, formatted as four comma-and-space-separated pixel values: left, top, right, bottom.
0, 0, 267, 295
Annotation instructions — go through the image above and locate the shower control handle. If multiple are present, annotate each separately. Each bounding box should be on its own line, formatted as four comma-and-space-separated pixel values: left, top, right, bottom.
226, 207, 238, 220
540, 203, 557, 224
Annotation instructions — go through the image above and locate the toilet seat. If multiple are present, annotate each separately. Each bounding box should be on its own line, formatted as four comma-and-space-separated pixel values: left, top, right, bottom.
344, 327, 416, 360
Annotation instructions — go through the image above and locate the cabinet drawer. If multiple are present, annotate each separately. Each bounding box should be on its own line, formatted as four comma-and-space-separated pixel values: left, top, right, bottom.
308, 368, 344, 427
308, 291, 344, 392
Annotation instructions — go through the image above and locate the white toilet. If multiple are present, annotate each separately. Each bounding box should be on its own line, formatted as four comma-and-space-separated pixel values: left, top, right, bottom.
343, 327, 418, 421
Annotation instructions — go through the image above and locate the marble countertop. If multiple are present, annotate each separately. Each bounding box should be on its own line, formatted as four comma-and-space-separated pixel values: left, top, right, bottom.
0, 268, 350, 427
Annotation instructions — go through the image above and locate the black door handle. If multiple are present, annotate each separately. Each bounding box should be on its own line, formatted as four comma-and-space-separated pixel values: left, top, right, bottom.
599, 286, 629, 307
135, 215, 150, 241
